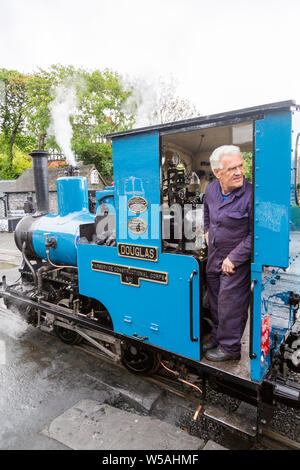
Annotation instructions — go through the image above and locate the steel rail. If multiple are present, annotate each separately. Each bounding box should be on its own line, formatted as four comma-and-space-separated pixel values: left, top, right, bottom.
73, 342, 300, 450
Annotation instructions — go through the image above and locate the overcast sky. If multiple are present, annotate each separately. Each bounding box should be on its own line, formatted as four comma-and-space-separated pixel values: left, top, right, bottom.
1, 0, 300, 115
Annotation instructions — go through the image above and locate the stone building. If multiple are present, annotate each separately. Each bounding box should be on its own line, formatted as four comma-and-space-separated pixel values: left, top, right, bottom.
0, 163, 108, 231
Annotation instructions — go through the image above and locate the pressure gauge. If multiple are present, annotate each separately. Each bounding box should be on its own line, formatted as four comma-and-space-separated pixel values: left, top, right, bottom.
172, 154, 180, 166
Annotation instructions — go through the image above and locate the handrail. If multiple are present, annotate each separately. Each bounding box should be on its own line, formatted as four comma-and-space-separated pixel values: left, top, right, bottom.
249, 279, 257, 359
189, 270, 198, 342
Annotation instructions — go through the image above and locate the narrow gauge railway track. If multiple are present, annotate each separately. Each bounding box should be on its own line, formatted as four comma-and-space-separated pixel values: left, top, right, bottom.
258, 429, 300, 450
72, 341, 300, 451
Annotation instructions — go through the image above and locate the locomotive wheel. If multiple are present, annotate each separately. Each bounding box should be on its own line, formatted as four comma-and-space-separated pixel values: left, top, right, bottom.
53, 324, 83, 345
121, 342, 160, 376
53, 299, 83, 345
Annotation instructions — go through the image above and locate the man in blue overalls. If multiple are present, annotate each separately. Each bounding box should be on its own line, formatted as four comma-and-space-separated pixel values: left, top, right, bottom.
203, 145, 252, 361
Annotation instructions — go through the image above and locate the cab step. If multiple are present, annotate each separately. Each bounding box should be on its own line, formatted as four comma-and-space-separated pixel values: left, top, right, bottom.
203, 402, 258, 437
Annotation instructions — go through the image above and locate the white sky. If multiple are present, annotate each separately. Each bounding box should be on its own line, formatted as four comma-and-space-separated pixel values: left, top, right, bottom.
1, 0, 300, 115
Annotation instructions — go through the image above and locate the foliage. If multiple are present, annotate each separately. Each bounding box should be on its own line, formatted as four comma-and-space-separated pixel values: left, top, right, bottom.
0, 66, 201, 181
0, 69, 31, 171
0, 65, 135, 179
26, 68, 54, 149
0, 137, 32, 179
71, 68, 134, 177
243, 152, 253, 182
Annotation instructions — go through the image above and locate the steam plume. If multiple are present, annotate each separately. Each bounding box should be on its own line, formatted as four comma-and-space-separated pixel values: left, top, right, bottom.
48, 82, 78, 167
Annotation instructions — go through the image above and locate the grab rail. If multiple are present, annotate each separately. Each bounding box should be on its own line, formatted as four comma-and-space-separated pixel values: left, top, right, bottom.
189, 270, 198, 342
249, 279, 257, 359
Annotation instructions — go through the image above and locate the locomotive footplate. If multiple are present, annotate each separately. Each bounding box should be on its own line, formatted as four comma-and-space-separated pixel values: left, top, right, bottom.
0, 286, 115, 338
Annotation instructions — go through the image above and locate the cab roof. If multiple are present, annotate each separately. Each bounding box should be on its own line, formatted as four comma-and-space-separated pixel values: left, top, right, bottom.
105, 100, 297, 139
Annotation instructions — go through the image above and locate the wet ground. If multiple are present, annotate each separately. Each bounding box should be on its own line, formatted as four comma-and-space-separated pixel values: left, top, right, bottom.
0, 303, 201, 450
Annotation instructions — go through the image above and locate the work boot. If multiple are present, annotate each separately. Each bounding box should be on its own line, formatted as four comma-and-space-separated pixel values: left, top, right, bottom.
202, 340, 218, 352
205, 345, 241, 362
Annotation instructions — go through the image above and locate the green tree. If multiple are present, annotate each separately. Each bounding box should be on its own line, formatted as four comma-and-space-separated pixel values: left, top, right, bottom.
26, 70, 53, 150
26, 64, 82, 150
243, 152, 252, 182
0, 69, 30, 172
72, 68, 134, 177
0, 65, 134, 180
0, 134, 32, 179
26, 65, 134, 178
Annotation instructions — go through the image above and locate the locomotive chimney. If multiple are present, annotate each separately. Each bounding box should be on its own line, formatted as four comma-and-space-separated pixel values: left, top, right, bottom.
64, 165, 80, 177
29, 150, 49, 215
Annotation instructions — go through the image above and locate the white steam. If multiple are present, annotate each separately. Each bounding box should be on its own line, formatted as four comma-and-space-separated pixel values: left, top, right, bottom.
122, 75, 162, 128
0, 300, 28, 340
122, 74, 199, 128
48, 82, 78, 167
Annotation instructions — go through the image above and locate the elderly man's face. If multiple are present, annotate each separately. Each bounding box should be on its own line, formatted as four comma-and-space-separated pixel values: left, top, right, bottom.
214, 153, 244, 194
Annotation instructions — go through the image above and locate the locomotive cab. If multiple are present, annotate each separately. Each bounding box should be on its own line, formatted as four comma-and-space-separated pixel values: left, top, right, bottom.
78, 114, 255, 379
80, 100, 300, 390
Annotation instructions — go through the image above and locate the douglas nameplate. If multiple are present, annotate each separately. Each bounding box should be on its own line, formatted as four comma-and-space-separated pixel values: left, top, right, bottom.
118, 243, 158, 262
91, 261, 167, 287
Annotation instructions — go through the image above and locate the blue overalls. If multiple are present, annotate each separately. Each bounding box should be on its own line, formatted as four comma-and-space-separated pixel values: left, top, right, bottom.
203, 178, 253, 356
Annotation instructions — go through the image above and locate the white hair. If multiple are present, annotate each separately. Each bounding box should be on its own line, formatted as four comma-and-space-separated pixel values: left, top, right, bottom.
209, 145, 241, 174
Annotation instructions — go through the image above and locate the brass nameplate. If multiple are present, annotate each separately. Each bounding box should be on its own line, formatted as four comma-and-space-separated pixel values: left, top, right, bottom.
118, 243, 158, 262
91, 260, 167, 287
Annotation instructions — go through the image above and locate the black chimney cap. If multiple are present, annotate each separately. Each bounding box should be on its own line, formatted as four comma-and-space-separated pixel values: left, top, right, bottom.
29, 150, 49, 157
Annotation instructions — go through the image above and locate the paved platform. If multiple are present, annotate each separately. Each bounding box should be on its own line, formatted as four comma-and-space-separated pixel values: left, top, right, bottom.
42, 399, 204, 450
203, 440, 227, 450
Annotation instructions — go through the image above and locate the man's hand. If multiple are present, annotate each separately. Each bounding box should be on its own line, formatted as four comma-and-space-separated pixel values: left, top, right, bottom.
222, 256, 235, 275
205, 232, 209, 246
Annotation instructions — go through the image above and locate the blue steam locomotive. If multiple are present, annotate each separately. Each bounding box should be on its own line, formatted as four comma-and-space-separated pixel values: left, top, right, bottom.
1, 100, 300, 433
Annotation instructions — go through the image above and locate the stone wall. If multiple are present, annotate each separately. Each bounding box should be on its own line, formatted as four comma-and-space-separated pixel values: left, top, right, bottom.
0, 192, 59, 232
6, 192, 58, 215
0, 189, 99, 231
0, 200, 5, 218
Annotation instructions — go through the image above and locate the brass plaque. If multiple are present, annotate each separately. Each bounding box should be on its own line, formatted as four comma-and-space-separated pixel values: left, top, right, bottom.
118, 243, 158, 262
128, 196, 148, 214
127, 217, 147, 234
91, 260, 168, 287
